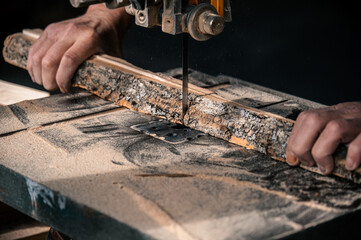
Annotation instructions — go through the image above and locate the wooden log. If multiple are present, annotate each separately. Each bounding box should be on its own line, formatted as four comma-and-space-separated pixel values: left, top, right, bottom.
3, 29, 358, 183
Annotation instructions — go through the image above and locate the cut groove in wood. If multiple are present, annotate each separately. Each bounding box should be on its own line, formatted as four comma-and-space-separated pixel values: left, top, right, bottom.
3, 29, 358, 183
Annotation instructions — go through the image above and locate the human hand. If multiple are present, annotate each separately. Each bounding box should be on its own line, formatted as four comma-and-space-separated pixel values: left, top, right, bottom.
286, 101, 361, 174
27, 4, 131, 93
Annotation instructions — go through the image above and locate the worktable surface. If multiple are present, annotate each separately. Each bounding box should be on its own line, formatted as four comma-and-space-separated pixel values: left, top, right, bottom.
1, 70, 360, 240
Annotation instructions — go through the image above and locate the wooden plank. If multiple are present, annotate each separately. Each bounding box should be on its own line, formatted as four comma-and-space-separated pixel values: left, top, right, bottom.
166, 70, 322, 120
215, 74, 325, 119
0, 224, 49, 240
1, 103, 361, 239
165, 68, 230, 88
2, 29, 356, 183
0, 80, 49, 106
0, 90, 120, 136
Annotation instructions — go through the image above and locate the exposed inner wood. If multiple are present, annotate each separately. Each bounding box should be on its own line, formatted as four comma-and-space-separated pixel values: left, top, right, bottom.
3, 29, 358, 183
0, 79, 49, 105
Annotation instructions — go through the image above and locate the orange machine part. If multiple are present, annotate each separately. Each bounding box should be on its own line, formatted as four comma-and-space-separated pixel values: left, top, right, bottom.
187, 0, 224, 17
188, 0, 199, 4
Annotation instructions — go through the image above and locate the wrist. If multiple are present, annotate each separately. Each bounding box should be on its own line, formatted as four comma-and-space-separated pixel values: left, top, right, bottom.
86, 4, 132, 36
87, 3, 111, 12
86, 4, 131, 23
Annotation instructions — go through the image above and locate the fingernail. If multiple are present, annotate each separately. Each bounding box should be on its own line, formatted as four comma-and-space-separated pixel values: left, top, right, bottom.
346, 157, 356, 171
286, 152, 299, 166
318, 165, 326, 174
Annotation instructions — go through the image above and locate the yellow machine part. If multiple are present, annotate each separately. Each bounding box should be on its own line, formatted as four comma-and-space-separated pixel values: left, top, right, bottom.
187, 0, 224, 17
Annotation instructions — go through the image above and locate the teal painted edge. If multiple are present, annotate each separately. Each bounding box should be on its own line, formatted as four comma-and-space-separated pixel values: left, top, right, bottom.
0, 164, 152, 240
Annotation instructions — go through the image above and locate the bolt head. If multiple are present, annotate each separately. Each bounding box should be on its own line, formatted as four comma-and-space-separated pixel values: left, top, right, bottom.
203, 13, 225, 36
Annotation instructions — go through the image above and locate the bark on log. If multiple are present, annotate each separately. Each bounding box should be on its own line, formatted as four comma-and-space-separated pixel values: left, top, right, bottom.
3, 29, 359, 183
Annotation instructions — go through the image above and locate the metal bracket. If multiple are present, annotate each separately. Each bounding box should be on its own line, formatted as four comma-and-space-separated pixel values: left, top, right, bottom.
131, 120, 204, 144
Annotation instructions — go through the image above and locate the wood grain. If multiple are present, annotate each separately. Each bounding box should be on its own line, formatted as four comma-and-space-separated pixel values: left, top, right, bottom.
0, 79, 49, 106
3, 29, 358, 183
1, 103, 361, 239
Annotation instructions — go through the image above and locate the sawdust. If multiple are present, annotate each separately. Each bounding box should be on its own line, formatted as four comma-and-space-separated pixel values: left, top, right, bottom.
3, 31, 354, 183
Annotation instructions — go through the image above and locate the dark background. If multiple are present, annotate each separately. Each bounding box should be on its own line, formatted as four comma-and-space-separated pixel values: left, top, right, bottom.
1, 0, 360, 105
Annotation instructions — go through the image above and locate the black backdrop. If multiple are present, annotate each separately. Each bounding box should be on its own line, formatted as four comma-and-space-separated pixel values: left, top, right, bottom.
1, 0, 360, 105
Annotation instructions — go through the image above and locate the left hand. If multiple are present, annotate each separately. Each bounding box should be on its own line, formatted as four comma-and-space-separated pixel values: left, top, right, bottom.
286, 101, 361, 174
27, 4, 131, 93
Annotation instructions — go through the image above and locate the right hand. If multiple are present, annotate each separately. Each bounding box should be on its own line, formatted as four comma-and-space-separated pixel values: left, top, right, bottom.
286, 101, 361, 174
27, 4, 131, 93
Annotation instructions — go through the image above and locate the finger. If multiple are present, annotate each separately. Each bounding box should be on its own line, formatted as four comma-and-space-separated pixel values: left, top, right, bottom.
56, 38, 100, 93
312, 119, 360, 174
346, 132, 361, 170
286, 151, 300, 166
41, 39, 74, 91
287, 111, 332, 166
27, 32, 50, 84
28, 37, 54, 86
286, 112, 307, 165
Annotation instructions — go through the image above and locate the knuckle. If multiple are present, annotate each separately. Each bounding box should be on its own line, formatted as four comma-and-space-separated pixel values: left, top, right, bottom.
43, 26, 57, 40
41, 56, 55, 70
62, 52, 78, 66
31, 52, 42, 64
44, 24, 55, 35
46, 23, 57, 32
86, 30, 100, 41
311, 147, 321, 159
311, 146, 327, 161
303, 111, 323, 126
80, 31, 101, 48
325, 119, 347, 136
296, 111, 307, 121
64, 22, 79, 35
296, 110, 324, 127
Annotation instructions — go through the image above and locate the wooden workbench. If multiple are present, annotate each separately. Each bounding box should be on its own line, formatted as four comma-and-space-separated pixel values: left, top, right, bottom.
1, 70, 360, 240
